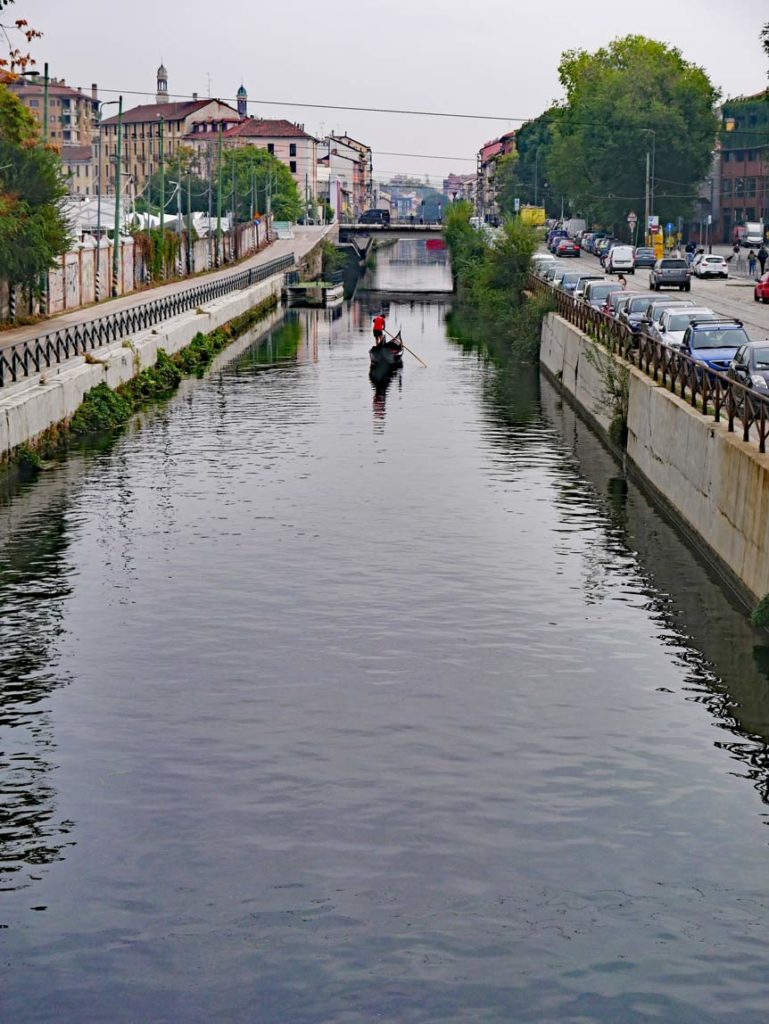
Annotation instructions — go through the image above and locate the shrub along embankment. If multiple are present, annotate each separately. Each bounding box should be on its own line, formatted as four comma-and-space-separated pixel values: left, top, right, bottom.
443, 202, 554, 359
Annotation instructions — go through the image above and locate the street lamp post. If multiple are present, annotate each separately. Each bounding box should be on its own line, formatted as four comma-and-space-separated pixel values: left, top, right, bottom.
216, 123, 223, 267
158, 116, 165, 278
111, 95, 123, 297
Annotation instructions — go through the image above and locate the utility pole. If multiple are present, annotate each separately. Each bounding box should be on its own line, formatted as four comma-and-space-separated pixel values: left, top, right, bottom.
176, 152, 183, 274
216, 122, 223, 266
206, 140, 213, 269
231, 159, 237, 260
187, 167, 193, 275
644, 150, 650, 248
111, 95, 123, 297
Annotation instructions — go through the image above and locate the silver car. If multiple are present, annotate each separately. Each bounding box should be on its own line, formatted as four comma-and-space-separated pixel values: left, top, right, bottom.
654, 307, 718, 349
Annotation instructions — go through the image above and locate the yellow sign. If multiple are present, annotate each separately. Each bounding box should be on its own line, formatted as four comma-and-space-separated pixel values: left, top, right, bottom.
654, 234, 664, 259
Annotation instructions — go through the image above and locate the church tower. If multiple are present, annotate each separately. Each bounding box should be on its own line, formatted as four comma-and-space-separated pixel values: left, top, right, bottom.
156, 63, 168, 104
237, 83, 248, 118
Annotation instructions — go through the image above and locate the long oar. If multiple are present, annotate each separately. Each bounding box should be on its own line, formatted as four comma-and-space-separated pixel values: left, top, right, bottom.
385, 329, 427, 368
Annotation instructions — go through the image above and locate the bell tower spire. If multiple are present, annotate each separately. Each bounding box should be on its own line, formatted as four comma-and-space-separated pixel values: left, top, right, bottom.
156, 62, 168, 104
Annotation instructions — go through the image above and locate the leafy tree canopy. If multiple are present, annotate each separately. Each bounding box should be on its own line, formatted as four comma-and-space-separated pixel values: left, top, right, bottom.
0, 83, 69, 288
217, 146, 302, 222
546, 35, 719, 229
141, 146, 210, 215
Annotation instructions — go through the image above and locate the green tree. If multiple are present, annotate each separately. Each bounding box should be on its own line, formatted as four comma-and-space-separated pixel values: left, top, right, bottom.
0, 83, 69, 295
762, 22, 769, 71
546, 35, 719, 230
141, 146, 210, 215
217, 146, 302, 223
496, 109, 564, 220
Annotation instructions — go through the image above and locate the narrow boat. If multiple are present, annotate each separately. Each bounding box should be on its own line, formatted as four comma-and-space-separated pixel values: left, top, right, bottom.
369, 331, 403, 379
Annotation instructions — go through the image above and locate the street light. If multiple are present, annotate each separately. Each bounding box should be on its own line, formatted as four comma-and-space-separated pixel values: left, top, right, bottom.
640, 128, 656, 246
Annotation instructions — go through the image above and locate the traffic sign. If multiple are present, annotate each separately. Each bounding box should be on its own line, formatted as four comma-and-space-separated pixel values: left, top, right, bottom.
666, 221, 674, 234
514, 197, 520, 213
627, 211, 637, 226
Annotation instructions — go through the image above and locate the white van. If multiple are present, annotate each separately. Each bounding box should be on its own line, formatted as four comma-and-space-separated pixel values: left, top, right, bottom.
606, 245, 635, 274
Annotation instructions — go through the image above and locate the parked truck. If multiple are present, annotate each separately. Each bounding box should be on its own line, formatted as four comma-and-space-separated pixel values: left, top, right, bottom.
564, 218, 587, 238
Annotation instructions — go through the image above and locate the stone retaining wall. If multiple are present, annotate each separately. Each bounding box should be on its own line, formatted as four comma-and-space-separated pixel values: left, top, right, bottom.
540, 311, 769, 602
0, 274, 283, 460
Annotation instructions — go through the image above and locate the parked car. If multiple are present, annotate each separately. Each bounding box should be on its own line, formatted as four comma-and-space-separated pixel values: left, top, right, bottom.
692, 254, 728, 279
727, 341, 769, 392
605, 245, 635, 275
555, 238, 581, 258
633, 246, 656, 268
681, 319, 751, 374
754, 272, 769, 303
607, 291, 632, 319
573, 274, 605, 300
640, 298, 695, 338
652, 306, 716, 349
649, 257, 691, 291
532, 253, 557, 276
551, 266, 569, 287
548, 230, 568, 251
619, 292, 660, 333
582, 280, 623, 311
542, 264, 560, 282
560, 271, 601, 295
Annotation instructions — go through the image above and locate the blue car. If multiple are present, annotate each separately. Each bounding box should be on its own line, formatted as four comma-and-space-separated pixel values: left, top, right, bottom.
680, 319, 751, 375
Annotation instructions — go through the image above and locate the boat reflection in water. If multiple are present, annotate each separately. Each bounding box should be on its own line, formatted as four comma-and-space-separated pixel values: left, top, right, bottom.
370, 366, 402, 429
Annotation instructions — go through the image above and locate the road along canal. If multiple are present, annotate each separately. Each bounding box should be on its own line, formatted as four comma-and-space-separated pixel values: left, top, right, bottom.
3, 239, 769, 1023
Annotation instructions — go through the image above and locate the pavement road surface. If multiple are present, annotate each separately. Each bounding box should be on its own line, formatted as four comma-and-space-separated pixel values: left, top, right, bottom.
0, 225, 336, 355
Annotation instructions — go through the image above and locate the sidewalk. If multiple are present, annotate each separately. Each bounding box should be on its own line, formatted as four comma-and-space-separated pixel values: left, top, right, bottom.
0, 225, 336, 353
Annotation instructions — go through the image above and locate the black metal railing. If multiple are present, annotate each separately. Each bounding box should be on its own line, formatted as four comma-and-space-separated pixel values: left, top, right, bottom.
0, 253, 296, 388
529, 272, 769, 454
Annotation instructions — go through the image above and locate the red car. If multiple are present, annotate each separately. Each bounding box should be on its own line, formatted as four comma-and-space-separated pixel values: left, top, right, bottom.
755, 272, 769, 303
556, 238, 580, 258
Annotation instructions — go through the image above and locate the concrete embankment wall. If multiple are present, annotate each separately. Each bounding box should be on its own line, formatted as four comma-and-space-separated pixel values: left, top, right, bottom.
540, 312, 769, 602
0, 274, 283, 460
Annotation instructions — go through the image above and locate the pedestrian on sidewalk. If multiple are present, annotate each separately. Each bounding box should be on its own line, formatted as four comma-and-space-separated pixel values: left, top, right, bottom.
758, 245, 768, 276
749, 250, 757, 277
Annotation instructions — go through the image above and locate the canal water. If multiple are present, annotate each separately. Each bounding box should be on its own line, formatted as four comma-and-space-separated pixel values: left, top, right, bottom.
4, 240, 769, 1023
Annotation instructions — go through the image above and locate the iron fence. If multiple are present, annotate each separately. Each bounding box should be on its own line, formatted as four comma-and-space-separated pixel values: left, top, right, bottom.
0, 253, 296, 388
529, 272, 769, 454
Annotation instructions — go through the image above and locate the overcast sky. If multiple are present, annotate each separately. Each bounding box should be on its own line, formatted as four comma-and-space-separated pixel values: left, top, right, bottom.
18, 0, 769, 186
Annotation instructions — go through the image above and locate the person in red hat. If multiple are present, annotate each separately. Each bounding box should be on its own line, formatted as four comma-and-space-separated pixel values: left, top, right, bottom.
372, 313, 386, 345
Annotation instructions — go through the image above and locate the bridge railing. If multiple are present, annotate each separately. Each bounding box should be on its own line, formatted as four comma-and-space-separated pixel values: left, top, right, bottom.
528, 272, 769, 454
0, 254, 295, 389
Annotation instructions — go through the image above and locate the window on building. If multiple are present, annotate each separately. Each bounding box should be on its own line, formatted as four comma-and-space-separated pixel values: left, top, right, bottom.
289, 143, 297, 157
290, 160, 297, 173
747, 177, 757, 197
29, 98, 39, 107
267, 143, 275, 154
722, 179, 733, 197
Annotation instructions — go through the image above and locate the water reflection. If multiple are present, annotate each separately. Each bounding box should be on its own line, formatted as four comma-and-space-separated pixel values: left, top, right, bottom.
538, 375, 769, 809
360, 238, 453, 294
0, 468, 78, 892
